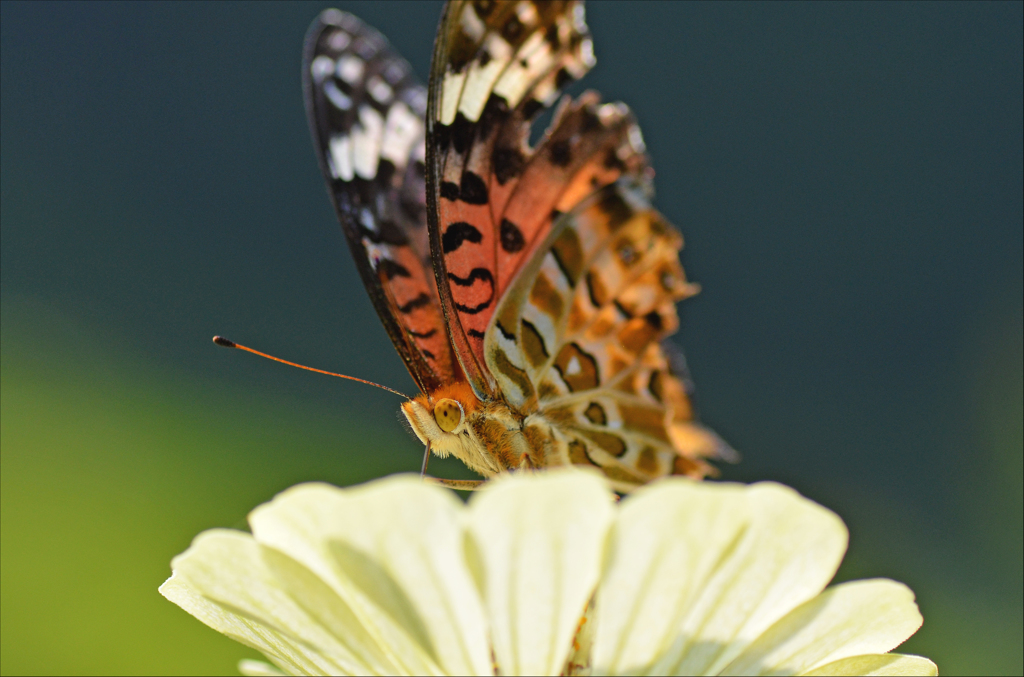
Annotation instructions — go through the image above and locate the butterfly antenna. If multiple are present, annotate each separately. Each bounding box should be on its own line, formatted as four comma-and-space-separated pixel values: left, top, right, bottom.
213, 336, 409, 399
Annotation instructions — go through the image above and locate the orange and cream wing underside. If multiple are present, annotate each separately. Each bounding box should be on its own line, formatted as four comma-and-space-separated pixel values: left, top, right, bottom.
485, 179, 737, 489
426, 0, 646, 396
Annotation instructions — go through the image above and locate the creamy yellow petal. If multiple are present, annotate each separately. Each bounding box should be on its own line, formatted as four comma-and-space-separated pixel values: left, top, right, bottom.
721, 579, 923, 676
161, 571, 320, 676
238, 659, 287, 676
160, 530, 379, 675
249, 478, 490, 676
256, 543, 431, 675
467, 470, 615, 676
592, 480, 847, 676
592, 480, 746, 675
801, 653, 938, 676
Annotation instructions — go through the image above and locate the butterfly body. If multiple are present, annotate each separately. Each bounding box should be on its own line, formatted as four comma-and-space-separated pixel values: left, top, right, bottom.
304, 2, 733, 490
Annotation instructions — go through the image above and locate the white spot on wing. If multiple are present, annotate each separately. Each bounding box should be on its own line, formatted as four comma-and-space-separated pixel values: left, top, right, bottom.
522, 296, 558, 354
460, 6, 486, 41
366, 75, 393, 104
532, 76, 558, 107
628, 124, 646, 153
515, 1, 539, 25
323, 80, 352, 110
328, 134, 354, 180
598, 102, 627, 123
580, 38, 596, 69
439, 69, 466, 125
337, 54, 364, 84
566, 355, 581, 376
310, 55, 336, 83
493, 328, 525, 370
352, 106, 384, 179
363, 240, 390, 269
493, 30, 549, 107
327, 30, 351, 51
380, 101, 423, 168
572, 4, 588, 32
360, 207, 377, 232
458, 34, 513, 122
486, 32, 514, 61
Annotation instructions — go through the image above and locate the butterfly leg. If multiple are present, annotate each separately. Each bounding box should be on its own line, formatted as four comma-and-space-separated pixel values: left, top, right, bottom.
423, 477, 484, 491
419, 434, 483, 490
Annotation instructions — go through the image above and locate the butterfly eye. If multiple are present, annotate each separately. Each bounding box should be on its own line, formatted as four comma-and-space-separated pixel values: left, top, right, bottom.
433, 398, 465, 433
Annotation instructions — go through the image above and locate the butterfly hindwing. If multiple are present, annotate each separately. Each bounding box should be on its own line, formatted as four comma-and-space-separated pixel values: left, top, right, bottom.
304, 9, 453, 393
485, 178, 731, 489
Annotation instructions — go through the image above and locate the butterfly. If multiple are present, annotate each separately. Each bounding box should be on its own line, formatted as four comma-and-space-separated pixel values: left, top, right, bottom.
302, 1, 734, 491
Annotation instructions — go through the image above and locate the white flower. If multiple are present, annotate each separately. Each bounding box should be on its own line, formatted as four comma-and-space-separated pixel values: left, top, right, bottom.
160, 471, 937, 676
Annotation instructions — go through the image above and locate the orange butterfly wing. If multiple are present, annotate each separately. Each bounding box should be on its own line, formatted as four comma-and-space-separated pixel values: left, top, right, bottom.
425, 0, 645, 397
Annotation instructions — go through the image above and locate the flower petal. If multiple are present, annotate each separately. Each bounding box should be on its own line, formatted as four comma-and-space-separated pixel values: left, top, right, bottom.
592, 480, 847, 676
467, 470, 615, 676
249, 478, 491, 676
721, 579, 923, 676
238, 659, 287, 676
801, 653, 938, 676
160, 529, 381, 675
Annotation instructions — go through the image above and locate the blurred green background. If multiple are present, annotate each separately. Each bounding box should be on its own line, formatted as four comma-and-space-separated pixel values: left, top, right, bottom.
2, 1, 1021, 674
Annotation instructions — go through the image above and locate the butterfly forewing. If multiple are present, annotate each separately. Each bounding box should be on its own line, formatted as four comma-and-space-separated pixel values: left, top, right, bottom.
304, 9, 454, 393
425, 0, 615, 396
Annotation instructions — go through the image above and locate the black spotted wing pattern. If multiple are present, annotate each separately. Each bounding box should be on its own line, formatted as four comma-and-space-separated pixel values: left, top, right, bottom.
304, 9, 454, 393
423, 1, 649, 398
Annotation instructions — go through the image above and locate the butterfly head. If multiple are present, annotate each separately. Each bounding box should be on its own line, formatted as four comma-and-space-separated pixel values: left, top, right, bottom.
401, 381, 520, 477
402, 381, 477, 444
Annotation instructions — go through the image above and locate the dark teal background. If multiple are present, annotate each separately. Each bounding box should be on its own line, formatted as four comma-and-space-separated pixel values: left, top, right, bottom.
2, 2, 1021, 674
